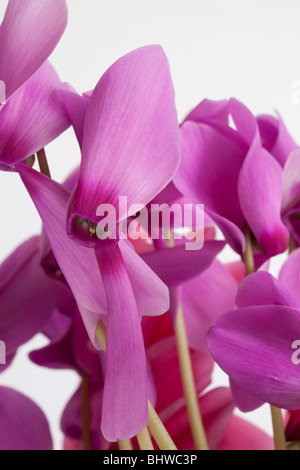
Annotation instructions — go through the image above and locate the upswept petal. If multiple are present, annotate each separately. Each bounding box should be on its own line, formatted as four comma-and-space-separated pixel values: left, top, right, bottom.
0, 62, 70, 166
68, 45, 180, 242
0, 0, 67, 100
175, 120, 245, 229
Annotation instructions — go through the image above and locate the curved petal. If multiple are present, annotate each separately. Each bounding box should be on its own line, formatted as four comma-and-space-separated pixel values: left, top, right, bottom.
147, 336, 214, 415
257, 113, 297, 168
278, 248, 300, 307
68, 45, 180, 244
207, 305, 300, 409
281, 148, 300, 244
0, 236, 64, 355
230, 98, 289, 257
18, 165, 107, 345
0, 386, 52, 450
182, 260, 238, 352
175, 120, 246, 229
217, 415, 273, 450
141, 240, 225, 288
230, 378, 265, 412
0, 62, 70, 166
235, 271, 298, 309
95, 241, 148, 441
120, 239, 170, 317
184, 99, 229, 124
60, 84, 89, 149
0, 0, 67, 100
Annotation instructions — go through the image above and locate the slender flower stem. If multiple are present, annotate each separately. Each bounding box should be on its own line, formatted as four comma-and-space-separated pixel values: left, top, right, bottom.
288, 235, 296, 254
174, 305, 209, 450
270, 406, 286, 451
243, 224, 255, 275
37, 148, 51, 178
81, 373, 91, 450
118, 439, 134, 450
137, 427, 154, 450
168, 230, 209, 450
147, 402, 177, 450
243, 224, 286, 451
95, 320, 177, 450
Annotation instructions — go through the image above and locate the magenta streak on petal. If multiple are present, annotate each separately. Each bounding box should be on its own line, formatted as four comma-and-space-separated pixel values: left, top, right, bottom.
95, 240, 148, 441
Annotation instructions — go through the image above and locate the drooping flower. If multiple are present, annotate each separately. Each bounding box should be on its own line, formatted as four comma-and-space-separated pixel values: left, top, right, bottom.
174, 98, 293, 258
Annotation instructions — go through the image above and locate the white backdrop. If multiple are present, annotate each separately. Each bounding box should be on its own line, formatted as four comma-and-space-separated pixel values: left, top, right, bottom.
1, 0, 300, 449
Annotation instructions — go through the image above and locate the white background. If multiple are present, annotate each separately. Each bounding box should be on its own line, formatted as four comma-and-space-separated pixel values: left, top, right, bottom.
1, 0, 300, 449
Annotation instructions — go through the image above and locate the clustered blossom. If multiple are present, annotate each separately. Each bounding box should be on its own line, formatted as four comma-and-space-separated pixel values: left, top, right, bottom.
1, 0, 300, 451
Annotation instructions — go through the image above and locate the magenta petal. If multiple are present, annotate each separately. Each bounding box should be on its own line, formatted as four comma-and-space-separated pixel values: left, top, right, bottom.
205, 207, 245, 255
0, 386, 52, 450
184, 99, 229, 124
217, 415, 273, 450
95, 241, 148, 441
0, 62, 70, 166
236, 271, 299, 309
141, 240, 225, 288
60, 84, 89, 149
119, 239, 169, 317
0, 0, 67, 100
238, 139, 288, 256
68, 45, 180, 233
182, 260, 238, 352
230, 378, 265, 412
257, 114, 297, 167
147, 336, 214, 415
282, 148, 300, 244
207, 305, 300, 409
279, 249, 300, 306
175, 121, 245, 228
0, 236, 63, 355
19, 166, 107, 339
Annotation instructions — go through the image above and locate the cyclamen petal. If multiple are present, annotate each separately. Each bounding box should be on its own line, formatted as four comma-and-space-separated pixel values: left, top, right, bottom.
229, 98, 289, 257
0, 236, 65, 356
207, 305, 300, 410
235, 271, 299, 309
67, 45, 180, 243
0, 0, 68, 100
278, 248, 300, 306
95, 241, 148, 441
257, 113, 297, 168
0, 386, 52, 450
0, 62, 70, 166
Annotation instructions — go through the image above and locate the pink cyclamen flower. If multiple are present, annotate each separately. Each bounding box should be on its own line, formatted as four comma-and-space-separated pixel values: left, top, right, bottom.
64, 45, 180, 441
207, 252, 300, 411
174, 98, 294, 257
0, 0, 70, 170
